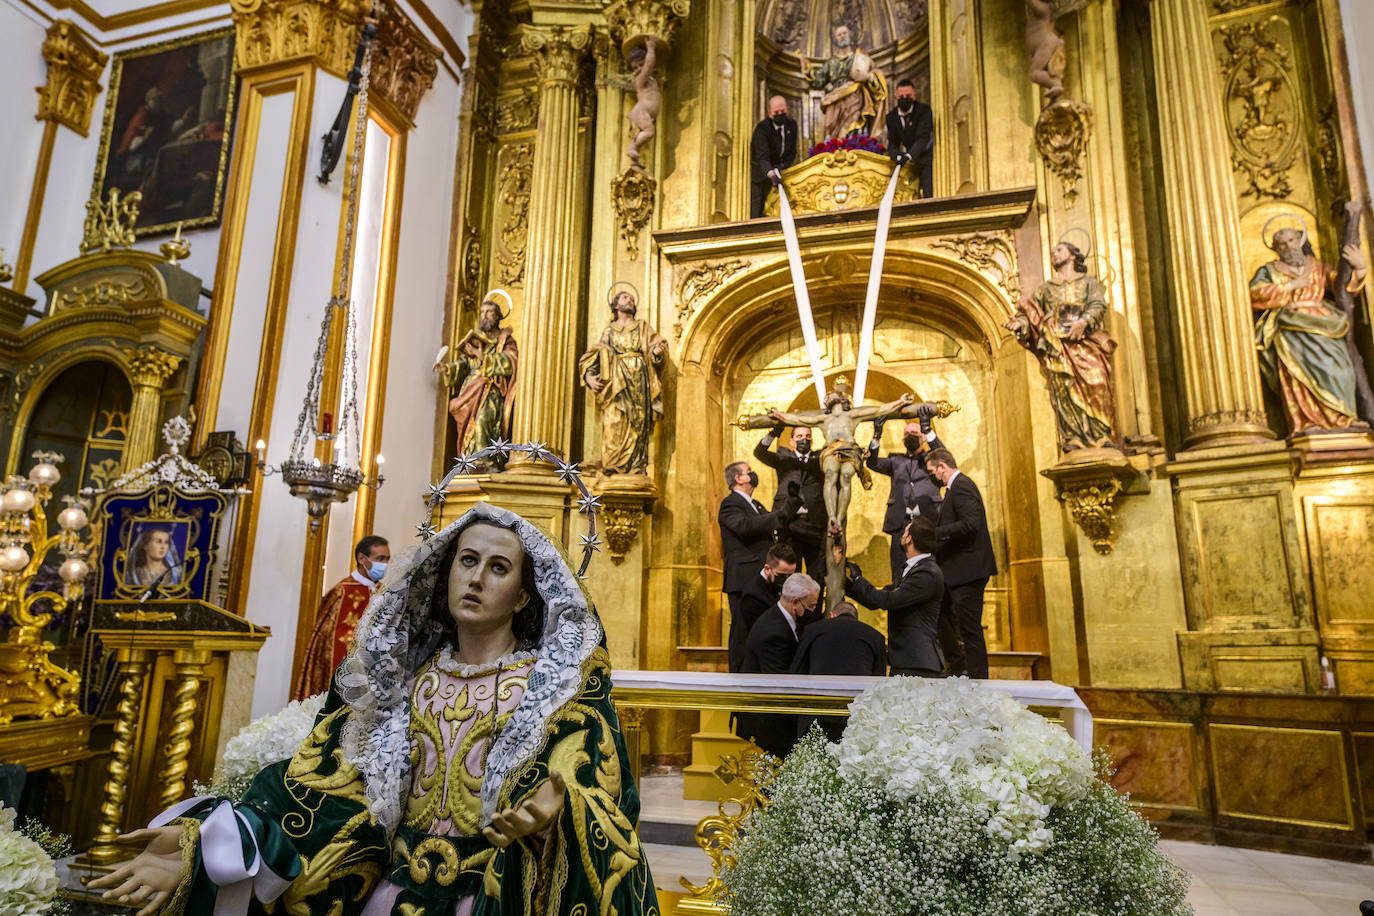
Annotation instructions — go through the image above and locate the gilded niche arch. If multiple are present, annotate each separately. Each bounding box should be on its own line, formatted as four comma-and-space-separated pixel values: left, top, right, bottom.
667, 248, 1039, 655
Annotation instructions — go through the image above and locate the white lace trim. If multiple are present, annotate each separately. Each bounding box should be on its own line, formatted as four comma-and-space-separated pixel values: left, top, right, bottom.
433, 643, 537, 677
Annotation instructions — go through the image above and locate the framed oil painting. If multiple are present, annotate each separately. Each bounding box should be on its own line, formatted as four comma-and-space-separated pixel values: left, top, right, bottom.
94, 484, 226, 602
91, 26, 237, 237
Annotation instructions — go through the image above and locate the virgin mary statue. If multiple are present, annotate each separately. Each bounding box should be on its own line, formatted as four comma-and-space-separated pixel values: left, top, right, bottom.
92, 503, 659, 916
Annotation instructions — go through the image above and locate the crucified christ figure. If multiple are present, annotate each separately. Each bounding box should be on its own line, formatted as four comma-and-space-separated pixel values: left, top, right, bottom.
736, 379, 913, 605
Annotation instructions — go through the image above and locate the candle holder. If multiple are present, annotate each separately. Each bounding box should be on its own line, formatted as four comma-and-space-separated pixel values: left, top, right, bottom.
0, 452, 94, 725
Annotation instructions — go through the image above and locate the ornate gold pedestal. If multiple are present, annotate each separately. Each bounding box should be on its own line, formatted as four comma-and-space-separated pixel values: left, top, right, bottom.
763, 148, 918, 216
1040, 448, 1149, 555
81, 600, 267, 864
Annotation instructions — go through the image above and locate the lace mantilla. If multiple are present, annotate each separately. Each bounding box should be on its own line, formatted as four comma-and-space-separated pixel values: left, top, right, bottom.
336, 503, 603, 834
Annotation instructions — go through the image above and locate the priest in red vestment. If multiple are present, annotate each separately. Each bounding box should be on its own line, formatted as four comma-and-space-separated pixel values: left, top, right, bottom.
291, 535, 389, 699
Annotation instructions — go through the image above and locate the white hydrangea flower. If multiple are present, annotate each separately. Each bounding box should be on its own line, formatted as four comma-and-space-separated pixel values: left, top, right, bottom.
0, 806, 58, 916
198, 693, 327, 798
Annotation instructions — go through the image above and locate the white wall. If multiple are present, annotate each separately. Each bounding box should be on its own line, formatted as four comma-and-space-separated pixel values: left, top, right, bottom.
1341, 0, 1374, 199
0, 3, 51, 281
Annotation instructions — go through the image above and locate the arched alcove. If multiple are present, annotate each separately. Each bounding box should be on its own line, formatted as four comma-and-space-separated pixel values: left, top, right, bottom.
668, 250, 1037, 656
20, 359, 133, 507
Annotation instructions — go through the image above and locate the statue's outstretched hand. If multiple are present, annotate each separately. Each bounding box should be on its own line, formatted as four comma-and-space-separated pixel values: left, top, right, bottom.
1342, 243, 1367, 272
482, 770, 567, 849
87, 825, 184, 916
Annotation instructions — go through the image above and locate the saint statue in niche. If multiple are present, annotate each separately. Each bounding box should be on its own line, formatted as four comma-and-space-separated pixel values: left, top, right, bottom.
1249, 215, 1370, 434
802, 22, 888, 140
433, 290, 519, 468
579, 284, 667, 477
1005, 241, 1119, 453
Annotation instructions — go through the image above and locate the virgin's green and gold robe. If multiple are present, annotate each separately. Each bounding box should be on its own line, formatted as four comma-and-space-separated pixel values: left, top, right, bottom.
165, 646, 658, 916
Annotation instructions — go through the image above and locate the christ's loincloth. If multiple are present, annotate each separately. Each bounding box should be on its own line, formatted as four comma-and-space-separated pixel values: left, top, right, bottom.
818, 439, 873, 490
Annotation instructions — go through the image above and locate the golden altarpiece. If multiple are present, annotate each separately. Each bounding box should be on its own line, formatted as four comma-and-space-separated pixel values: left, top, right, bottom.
2, 0, 1374, 876
434, 0, 1374, 863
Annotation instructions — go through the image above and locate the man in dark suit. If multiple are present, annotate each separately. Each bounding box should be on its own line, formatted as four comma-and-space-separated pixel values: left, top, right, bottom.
844, 516, 946, 678
719, 460, 789, 659
754, 424, 827, 581
739, 574, 818, 758
749, 95, 798, 218
925, 448, 997, 679
791, 600, 886, 741
867, 403, 945, 582
885, 78, 934, 199
731, 542, 797, 672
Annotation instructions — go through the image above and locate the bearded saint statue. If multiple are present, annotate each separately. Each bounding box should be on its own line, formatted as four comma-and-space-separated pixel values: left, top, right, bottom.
1250, 224, 1369, 433
802, 22, 888, 140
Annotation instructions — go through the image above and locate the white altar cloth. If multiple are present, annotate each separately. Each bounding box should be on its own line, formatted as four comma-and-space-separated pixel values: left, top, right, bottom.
612, 670, 1093, 752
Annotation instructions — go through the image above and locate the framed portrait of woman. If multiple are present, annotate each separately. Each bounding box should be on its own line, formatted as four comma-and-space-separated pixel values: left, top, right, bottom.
91, 26, 237, 237
94, 485, 226, 602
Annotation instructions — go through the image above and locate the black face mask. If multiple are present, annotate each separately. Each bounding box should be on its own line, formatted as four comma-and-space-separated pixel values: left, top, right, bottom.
747, 471, 759, 488
795, 440, 812, 455
928, 471, 941, 486
903, 435, 922, 452
771, 112, 787, 126
897, 97, 914, 112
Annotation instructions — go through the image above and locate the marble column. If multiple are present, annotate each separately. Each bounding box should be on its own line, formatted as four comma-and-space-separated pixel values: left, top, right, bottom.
510, 24, 592, 460
122, 347, 182, 468
1149, 0, 1273, 449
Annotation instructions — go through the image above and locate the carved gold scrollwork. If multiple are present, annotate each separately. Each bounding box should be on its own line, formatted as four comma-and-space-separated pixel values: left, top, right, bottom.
230, 0, 370, 75
680, 750, 778, 901
672, 259, 749, 337
600, 505, 642, 565
593, 480, 657, 565
36, 20, 108, 137
122, 347, 183, 388
521, 24, 593, 87
370, 0, 441, 124
611, 166, 657, 261
1040, 452, 1148, 556
493, 88, 538, 134
605, 0, 691, 54
931, 233, 1022, 306
1034, 100, 1092, 206
459, 223, 483, 314
81, 188, 141, 255
1059, 476, 1121, 555
495, 142, 533, 286
1216, 19, 1298, 201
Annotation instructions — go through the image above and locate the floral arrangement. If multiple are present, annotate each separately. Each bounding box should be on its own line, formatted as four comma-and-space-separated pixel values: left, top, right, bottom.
195, 692, 326, 798
0, 806, 68, 916
808, 133, 886, 158
721, 678, 1191, 916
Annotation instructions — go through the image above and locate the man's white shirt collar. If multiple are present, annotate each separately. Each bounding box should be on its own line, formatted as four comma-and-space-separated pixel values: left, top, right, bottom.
946, 470, 961, 486
733, 488, 759, 511
351, 569, 375, 590
776, 602, 798, 638
903, 552, 931, 576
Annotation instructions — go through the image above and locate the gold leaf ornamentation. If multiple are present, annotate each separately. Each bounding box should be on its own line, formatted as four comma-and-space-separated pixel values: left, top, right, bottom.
610, 166, 656, 261
931, 233, 1022, 306
1216, 19, 1299, 201
36, 20, 108, 136
495, 143, 533, 286
1034, 100, 1092, 206
672, 258, 749, 337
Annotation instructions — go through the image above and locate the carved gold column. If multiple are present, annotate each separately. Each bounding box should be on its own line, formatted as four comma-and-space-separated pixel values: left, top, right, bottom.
17, 21, 106, 293
88, 650, 151, 864
122, 347, 183, 468
1149, 0, 1273, 449
157, 649, 211, 811
510, 24, 591, 459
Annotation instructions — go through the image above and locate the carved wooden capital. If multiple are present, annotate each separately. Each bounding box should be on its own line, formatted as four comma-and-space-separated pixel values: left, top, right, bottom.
521, 24, 592, 87
231, 0, 370, 75
37, 20, 108, 136
605, 0, 690, 54
371, 0, 441, 124
122, 347, 182, 388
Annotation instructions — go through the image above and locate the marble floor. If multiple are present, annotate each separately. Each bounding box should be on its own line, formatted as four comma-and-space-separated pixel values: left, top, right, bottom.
637, 775, 1374, 914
